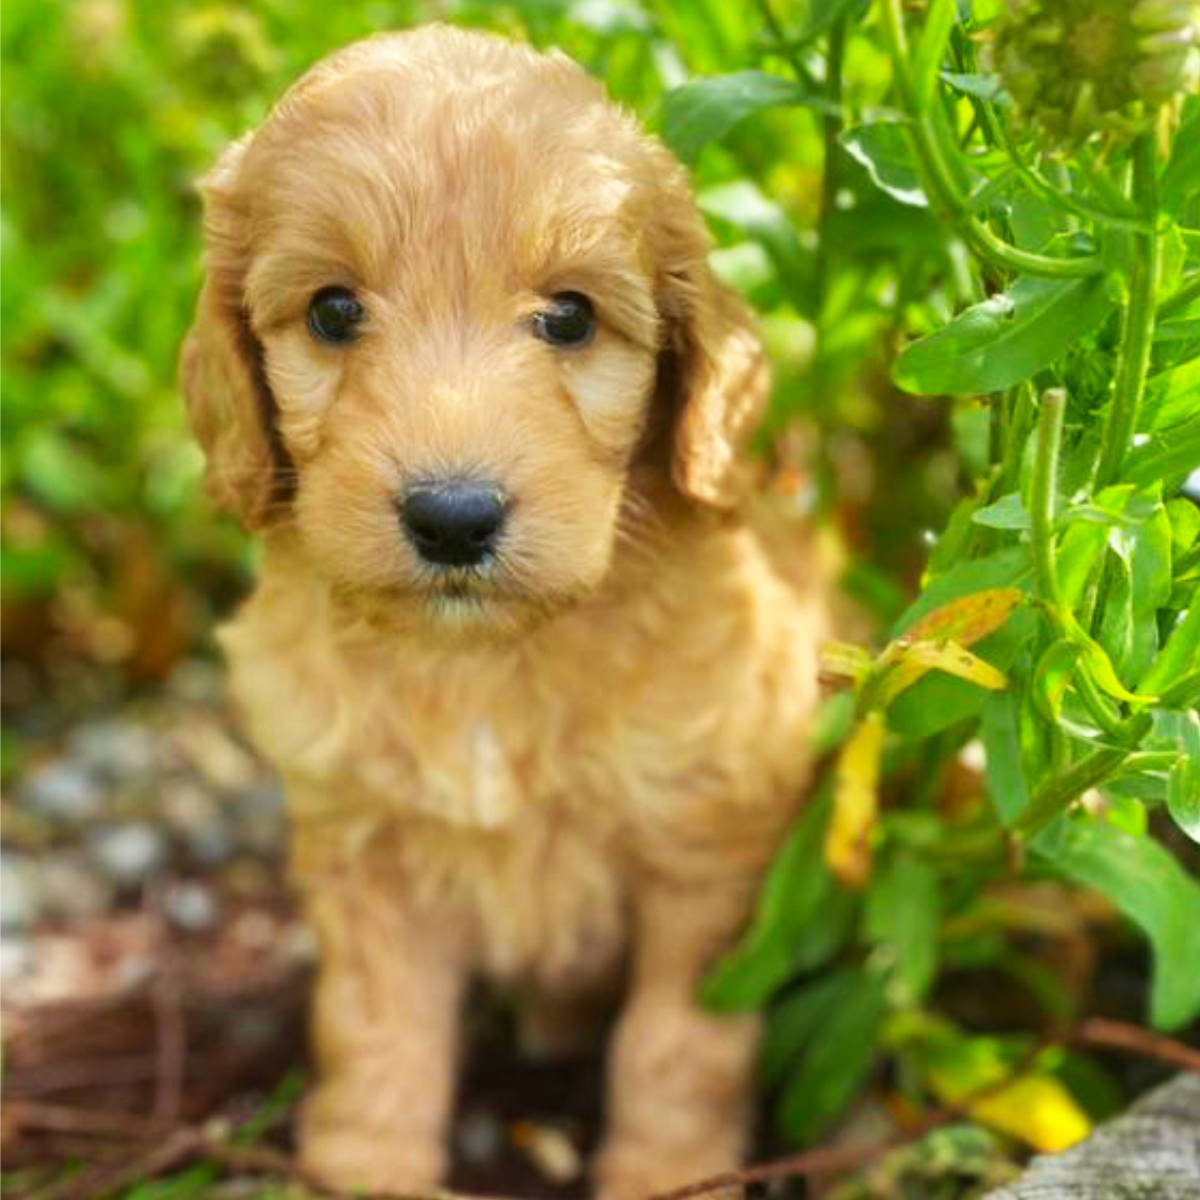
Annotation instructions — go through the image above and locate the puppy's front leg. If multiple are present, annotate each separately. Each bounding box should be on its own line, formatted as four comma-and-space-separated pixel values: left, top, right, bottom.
293, 825, 470, 1194
597, 879, 760, 1200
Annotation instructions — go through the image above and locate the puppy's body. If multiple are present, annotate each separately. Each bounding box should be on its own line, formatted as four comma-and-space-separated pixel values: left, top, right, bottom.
184, 25, 828, 1197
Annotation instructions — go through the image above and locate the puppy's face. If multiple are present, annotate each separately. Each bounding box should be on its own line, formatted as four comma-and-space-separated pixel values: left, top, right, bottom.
183, 28, 767, 632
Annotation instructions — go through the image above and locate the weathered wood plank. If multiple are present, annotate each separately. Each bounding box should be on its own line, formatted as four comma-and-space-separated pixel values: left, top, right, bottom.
983, 1073, 1200, 1200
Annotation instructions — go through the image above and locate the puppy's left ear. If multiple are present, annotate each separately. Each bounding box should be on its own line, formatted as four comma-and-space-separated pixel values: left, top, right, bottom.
654, 194, 770, 510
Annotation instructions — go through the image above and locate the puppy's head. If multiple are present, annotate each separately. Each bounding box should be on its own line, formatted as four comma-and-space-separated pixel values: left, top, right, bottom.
182, 26, 767, 630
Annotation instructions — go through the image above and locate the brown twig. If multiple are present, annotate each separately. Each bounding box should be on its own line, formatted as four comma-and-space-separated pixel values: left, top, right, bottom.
1073, 1017, 1200, 1073
147, 889, 188, 1124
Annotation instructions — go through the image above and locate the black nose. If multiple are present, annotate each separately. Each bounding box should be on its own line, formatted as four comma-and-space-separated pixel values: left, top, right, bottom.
401, 482, 506, 567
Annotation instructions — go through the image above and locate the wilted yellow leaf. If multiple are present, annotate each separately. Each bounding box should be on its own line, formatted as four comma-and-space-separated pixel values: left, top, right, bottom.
820, 641, 873, 683
874, 638, 1008, 707
966, 1074, 1092, 1152
826, 711, 886, 887
906, 588, 1025, 647
922, 1029, 1091, 1153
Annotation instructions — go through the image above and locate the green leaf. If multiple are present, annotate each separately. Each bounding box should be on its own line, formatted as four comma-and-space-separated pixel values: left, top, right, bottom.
1034, 816, 1200, 1029
1164, 710, 1200, 844
1139, 588, 1200, 701
792, 0, 866, 40
761, 969, 860, 1087
776, 966, 887, 1142
1096, 550, 1136, 681
661, 71, 818, 162
865, 851, 940, 1003
1057, 522, 1108, 609
972, 492, 1030, 530
698, 180, 809, 287
893, 275, 1115, 395
1144, 356, 1200, 432
940, 70, 1006, 103
701, 790, 846, 1010
840, 121, 927, 208
1033, 639, 1084, 723
982, 689, 1031, 826
893, 547, 1033, 637
1123, 413, 1200, 491
1161, 102, 1200, 216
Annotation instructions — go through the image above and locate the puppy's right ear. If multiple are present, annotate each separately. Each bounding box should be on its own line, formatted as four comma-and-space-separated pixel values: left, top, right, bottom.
180, 136, 281, 530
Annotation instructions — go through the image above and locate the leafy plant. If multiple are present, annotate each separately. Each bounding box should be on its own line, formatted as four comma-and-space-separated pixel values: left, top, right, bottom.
4, 0, 1197, 1175
688, 0, 1200, 1154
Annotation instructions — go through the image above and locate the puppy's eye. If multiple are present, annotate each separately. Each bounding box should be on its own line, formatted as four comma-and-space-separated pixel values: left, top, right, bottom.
308, 286, 364, 345
531, 292, 595, 348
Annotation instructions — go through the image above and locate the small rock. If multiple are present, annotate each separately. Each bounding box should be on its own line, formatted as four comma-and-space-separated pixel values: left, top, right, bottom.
185, 820, 237, 866
0, 935, 34, 985
232, 908, 277, 951
20, 761, 104, 822
238, 782, 285, 854
1, 853, 42, 932
167, 658, 225, 705
510, 1121, 582, 1184
39, 854, 115, 921
161, 779, 221, 836
67, 718, 158, 783
87, 821, 168, 885
457, 1111, 504, 1166
164, 880, 220, 932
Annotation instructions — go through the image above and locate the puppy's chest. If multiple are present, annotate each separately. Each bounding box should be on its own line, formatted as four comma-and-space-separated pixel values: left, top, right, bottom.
301, 681, 632, 984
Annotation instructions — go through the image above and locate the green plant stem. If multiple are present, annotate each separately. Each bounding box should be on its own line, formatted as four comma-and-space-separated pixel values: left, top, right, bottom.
1158, 270, 1200, 317
1016, 713, 1153, 838
752, 0, 819, 90
997, 382, 1035, 494
878, 0, 1103, 280
815, 15, 848, 312
1030, 388, 1065, 609
1093, 134, 1160, 488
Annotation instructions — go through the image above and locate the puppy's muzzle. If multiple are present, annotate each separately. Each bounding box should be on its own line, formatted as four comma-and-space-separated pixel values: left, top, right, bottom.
401, 481, 507, 568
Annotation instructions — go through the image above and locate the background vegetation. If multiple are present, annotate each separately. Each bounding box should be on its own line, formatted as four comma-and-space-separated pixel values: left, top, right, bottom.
3, 0, 1198, 1195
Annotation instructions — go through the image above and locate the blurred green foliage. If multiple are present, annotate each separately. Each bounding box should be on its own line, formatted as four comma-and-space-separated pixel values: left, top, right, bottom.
4, 0, 1199, 1178
2, 0, 961, 681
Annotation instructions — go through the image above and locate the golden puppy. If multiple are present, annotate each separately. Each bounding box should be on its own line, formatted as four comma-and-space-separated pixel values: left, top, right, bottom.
182, 24, 828, 1198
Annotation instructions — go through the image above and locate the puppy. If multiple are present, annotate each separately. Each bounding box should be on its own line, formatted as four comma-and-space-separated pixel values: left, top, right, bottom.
182, 25, 828, 1198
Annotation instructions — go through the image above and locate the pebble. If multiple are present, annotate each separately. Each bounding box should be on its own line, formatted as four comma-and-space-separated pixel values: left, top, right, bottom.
164, 879, 220, 932
167, 658, 225, 706
1, 852, 42, 932
67, 718, 157, 783
161, 780, 222, 838
457, 1110, 504, 1166
20, 761, 104, 822
0, 935, 34, 984
87, 821, 168, 885
238, 782, 285, 855
510, 1121, 582, 1183
39, 854, 114, 920
186, 820, 238, 866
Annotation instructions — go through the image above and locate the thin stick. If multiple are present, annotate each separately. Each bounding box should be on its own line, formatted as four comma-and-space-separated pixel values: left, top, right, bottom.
1075, 1017, 1200, 1074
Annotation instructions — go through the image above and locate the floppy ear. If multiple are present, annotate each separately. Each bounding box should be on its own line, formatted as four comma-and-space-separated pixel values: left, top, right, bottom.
180, 137, 284, 530
655, 198, 770, 510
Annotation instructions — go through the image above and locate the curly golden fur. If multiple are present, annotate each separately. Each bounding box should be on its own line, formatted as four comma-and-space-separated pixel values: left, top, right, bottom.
182, 25, 829, 1198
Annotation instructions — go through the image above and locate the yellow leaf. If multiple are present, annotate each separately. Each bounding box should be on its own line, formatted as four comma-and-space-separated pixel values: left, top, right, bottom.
874, 638, 1008, 707
906, 588, 1025, 647
820, 641, 873, 683
924, 1032, 1092, 1153
905, 639, 1008, 689
966, 1074, 1092, 1152
826, 712, 886, 887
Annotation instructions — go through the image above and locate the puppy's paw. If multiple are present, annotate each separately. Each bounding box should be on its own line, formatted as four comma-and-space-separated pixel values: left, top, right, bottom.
300, 1129, 445, 1195
299, 1087, 446, 1195
594, 1139, 743, 1200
